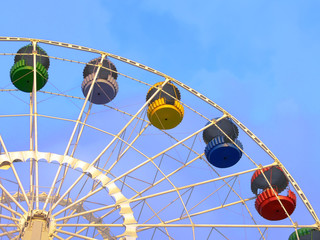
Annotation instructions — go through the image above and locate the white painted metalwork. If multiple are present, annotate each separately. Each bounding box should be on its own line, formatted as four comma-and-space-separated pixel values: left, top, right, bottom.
0, 37, 316, 240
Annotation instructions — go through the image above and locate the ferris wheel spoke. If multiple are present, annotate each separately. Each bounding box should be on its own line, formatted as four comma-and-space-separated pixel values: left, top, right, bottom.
56, 223, 122, 227
54, 103, 93, 199
97, 132, 126, 176
0, 214, 19, 222
64, 55, 105, 156
58, 208, 77, 230
0, 182, 27, 214
0, 211, 16, 229
0, 114, 29, 118
65, 226, 89, 240
0, 224, 17, 227
49, 194, 114, 233
52, 233, 65, 240
0, 136, 30, 209
136, 223, 319, 229
55, 228, 95, 240
0, 229, 19, 238
56, 223, 271, 230
55, 202, 114, 222
136, 223, 290, 232
69, 103, 93, 157
49, 171, 86, 213
0, 190, 25, 225
28, 41, 41, 210
52, 185, 104, 218
43, 56, 106, 211
54, 185, 134, 225
107, 121, 151, 174
55, 177, 91, 227
0, 202, 22, 218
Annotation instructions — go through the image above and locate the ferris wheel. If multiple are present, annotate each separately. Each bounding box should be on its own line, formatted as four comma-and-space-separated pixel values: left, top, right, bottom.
0, 36, 317, 240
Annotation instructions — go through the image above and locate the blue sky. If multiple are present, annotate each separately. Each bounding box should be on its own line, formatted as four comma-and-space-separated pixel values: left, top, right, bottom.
0, 0, 319, 239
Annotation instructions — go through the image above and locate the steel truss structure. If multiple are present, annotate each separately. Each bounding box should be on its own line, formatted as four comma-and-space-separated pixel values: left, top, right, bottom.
0, 37, 316, 239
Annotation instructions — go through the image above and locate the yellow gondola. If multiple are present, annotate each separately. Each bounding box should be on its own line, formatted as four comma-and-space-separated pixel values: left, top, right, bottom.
146, 81, 184, 130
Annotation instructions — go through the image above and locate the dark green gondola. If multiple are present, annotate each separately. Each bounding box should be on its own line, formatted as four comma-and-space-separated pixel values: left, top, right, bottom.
10, 44, 49, 92
289, 228, 320, 240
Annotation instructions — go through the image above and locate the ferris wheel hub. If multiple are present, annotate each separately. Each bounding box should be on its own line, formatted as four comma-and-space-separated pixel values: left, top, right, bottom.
19, 210, 55, 240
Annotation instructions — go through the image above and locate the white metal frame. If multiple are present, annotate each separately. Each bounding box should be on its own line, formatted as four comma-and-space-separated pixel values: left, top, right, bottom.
0, 37, 316, 240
